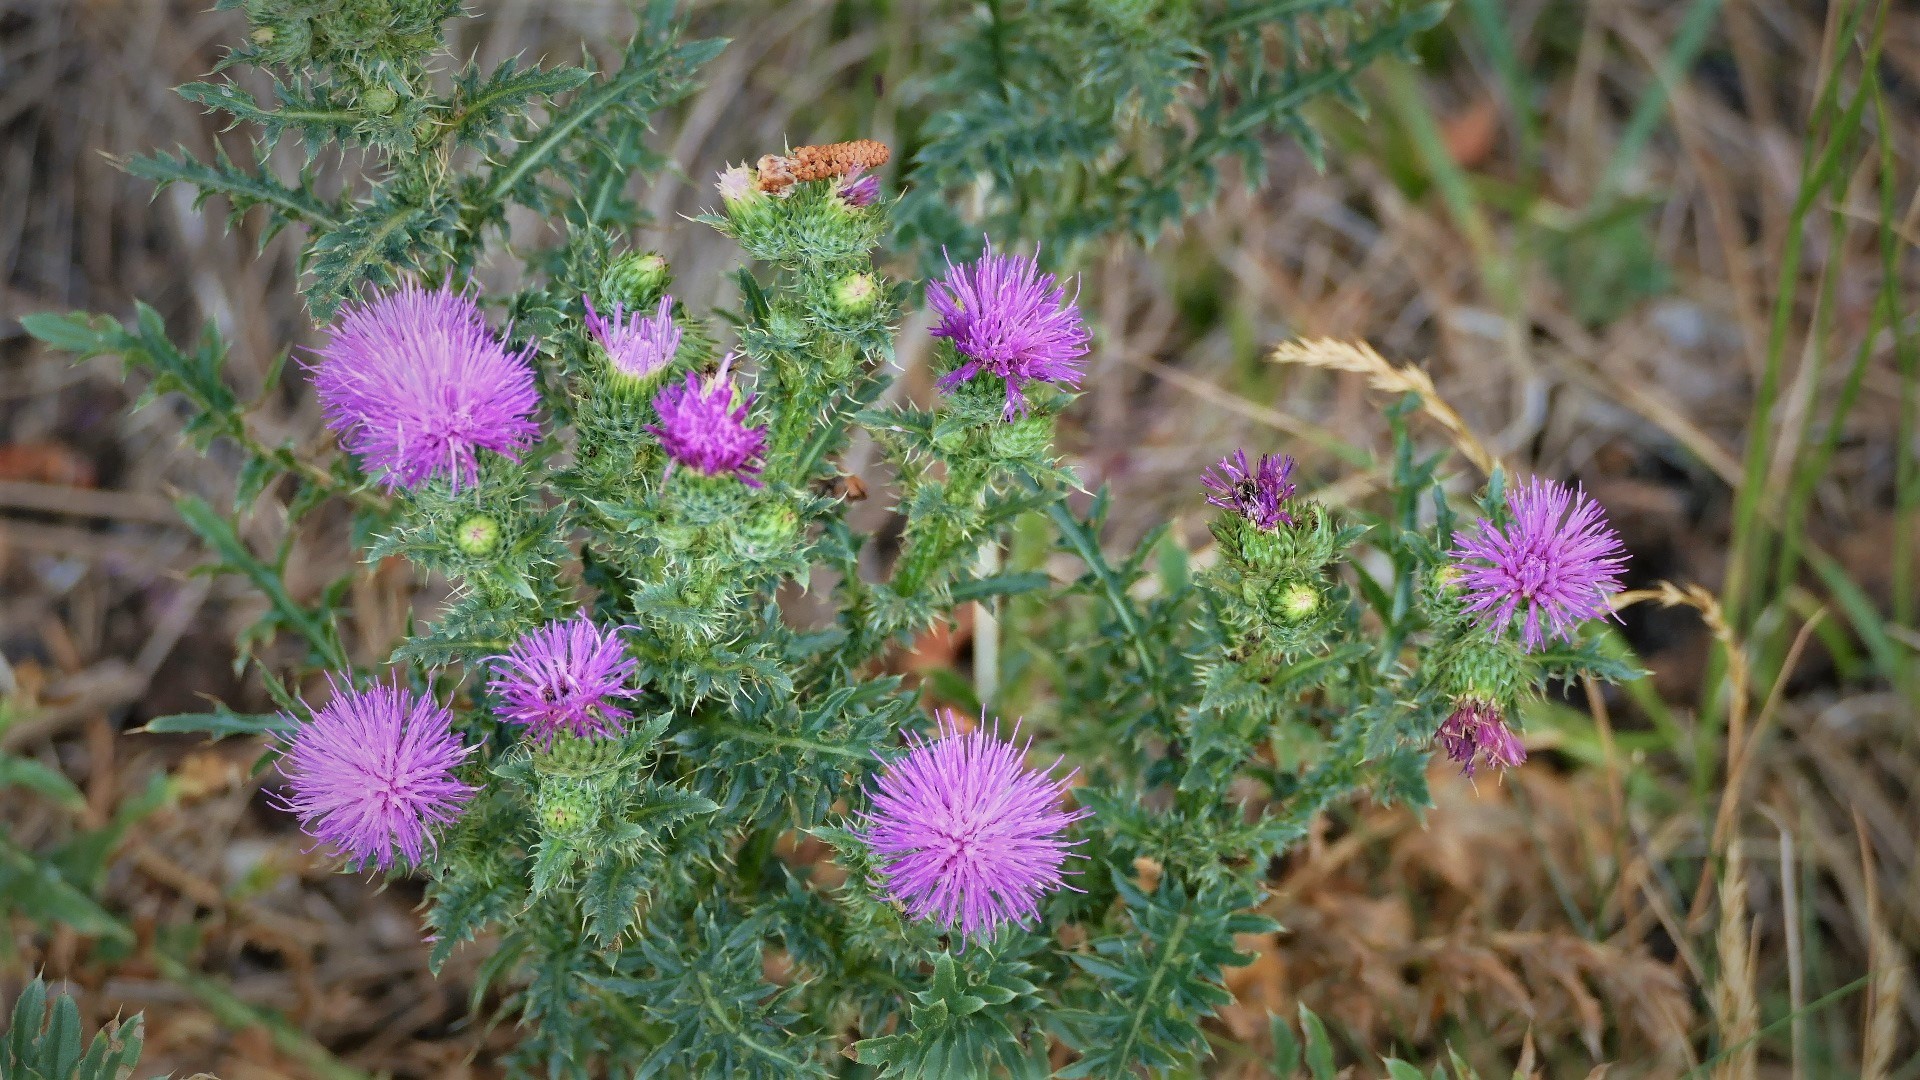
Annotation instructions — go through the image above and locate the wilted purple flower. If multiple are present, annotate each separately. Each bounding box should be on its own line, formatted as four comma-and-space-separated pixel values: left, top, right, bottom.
716, 165, 756, 205
836, 167, 881, 208
488, 618, 638, 745
859, 712, 1089, 943
311, 283, 541, 491
585, 294, 681, 385
930, 242, 1090, 419
1434, 699, 1526, 778
1203, 450, 1297, 530
647, 357, 768, 486
1453, 478, 1627, 650
276, 679, 476, 871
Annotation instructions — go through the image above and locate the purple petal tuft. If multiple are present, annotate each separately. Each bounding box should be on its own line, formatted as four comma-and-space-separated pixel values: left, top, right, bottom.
310, 283, 541, 491
858, 712, 1089, 943
276, 679, 476, 871
1202, 450, 1297, 530
929, 241, 1090, 419
489, 618, 639, 745
1452, 478, 1627, 650
647, 363, 768, 485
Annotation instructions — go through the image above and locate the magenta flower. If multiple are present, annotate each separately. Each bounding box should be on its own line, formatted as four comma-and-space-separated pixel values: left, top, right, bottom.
647, 358, 768, 486
585, 294, 681, 386
836, 168, 881, 208
929, 242, 1090, 419
1203, 450, 1297, 530
311, 283, 541, 491
858, 712, 1089, 943
1452, 478, 1627, 650
1434, 699, 1527, 778
488, 618, 639, 745
276, 679, 476, 871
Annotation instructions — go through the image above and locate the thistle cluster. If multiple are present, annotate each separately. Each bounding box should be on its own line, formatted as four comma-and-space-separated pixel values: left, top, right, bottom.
27, 7, 1635, 1073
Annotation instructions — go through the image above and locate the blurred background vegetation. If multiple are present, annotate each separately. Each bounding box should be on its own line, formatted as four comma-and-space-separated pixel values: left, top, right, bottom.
0, 0, 1915, 1075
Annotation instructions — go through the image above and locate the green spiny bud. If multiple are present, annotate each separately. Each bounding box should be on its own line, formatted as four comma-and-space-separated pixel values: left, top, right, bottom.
988, 415, 1054, 460
455, 515, 500, 556
535, 772, 603, 838
1277, 582, 1319, 622
363, 83, 399, 116
602, 252, 672, 310
251, 26, 275, 45
832, 272, 878, 315
733, 503, 799, 559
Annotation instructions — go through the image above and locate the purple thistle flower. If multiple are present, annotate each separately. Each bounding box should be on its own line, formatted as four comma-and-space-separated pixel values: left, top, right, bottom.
276, 679, 476, 871
488, 618, 639, 745
1452, 478, 1627, 650
311, 283, 541, 491
1434, 699, 1527, 778
647, 357, 768, 486
929, 241, 1091, 420
858, 712, 1089, 943
1202, 450, 1297, 530
585, 294, 681, 385
836, 168, 881, 208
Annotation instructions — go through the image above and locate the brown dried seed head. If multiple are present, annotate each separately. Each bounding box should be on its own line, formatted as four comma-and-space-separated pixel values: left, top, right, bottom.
754, 140, 890, 192
755, 154, 797, 194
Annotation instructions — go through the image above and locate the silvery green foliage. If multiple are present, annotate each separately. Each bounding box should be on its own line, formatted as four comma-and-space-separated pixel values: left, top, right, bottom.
897, 0, 1451, 262
20, 3, 1637, 1076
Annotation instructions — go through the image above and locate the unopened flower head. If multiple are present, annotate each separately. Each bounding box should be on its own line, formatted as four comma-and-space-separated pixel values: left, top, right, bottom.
585, 294, 681, 387
1202, 450, 1296, 530
489, 618, 638, 745
859, 712, 1089, 942
276, 679, 476, 871
648, 358, 768, 486
311, 283, 540, 491
1434, 698, 1526, 778
1453, 478, 1627, 650
836, 167, 881, 208
454, 514, 500, 556
930, 242, 1090, 419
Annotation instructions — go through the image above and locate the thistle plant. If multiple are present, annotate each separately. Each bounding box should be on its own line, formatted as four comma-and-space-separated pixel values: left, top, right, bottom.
20, 2, 1642, 1075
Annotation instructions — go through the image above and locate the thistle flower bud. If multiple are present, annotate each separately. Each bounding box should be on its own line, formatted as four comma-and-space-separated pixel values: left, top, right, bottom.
601, 252, 672, 310
454, 514, 500, 556
363, 83, 399, 116
732, 502, 799, 559
987, 414, 1054, 460
1277, 582, 1319, 622
537, 777, 597, 837
832, 272, 878, 315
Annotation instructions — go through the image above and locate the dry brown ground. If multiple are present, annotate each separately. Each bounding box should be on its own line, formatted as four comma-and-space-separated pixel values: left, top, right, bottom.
2, 0, 1917, 1075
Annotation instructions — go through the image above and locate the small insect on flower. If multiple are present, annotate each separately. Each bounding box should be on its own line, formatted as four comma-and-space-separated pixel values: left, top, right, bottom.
648, 356, 768, 486
930, 241, 1091, 420
310, 282, 541, 492
1202, 450, 1297, 530
276, 679, 476, 871
859, 712, 1089, 943
1452, 478, 1627, 650
1434, 699, 1527, 778
585, 294, 681, 390
489, 618, 639, 745
755, 139, 891, 194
